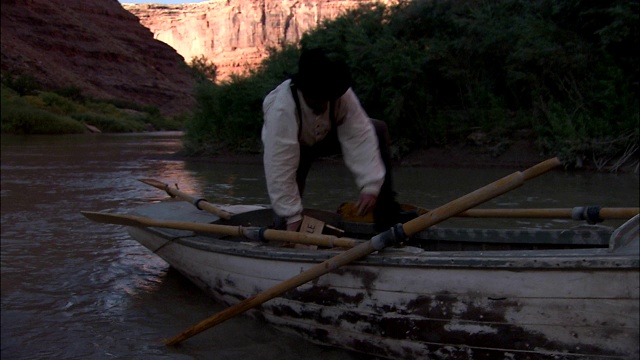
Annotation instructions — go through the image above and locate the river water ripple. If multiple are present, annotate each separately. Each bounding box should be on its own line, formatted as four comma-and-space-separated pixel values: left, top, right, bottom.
1, 133, 638, 359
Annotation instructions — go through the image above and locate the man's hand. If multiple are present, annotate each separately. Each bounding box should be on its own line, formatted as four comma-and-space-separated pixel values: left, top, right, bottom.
286, 219, 302, 232
356, 193, 377, 216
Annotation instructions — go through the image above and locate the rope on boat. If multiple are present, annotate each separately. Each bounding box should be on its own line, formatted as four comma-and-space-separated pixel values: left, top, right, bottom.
371, 223, 407, 250
571, 206, 604, 224
192, 198, 208, 211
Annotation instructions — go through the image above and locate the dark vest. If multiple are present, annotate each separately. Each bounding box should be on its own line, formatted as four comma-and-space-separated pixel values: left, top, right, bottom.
290, 81, 337, 141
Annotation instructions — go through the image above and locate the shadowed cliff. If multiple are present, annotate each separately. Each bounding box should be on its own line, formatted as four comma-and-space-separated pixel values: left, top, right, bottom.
1, 0, 196, 115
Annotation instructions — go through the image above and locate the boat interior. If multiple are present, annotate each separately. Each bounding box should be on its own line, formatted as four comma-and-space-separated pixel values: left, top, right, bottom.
212, 208, 638, 253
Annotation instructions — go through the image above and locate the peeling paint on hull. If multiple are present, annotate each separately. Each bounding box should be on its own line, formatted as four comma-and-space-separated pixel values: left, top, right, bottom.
128, 202, 639, 359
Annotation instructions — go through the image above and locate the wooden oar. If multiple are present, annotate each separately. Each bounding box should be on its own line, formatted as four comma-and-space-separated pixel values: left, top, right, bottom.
141, 178, 343, 236
455, 207, 638, 221
80, 211, 362, 249
338, 203, 639, 222
139, 178, 232, 220
163, 157, 561, 346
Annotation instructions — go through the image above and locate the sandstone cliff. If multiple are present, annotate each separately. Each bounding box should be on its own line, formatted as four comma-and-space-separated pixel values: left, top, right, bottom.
124, 0, 393, 80
1, 0, 196, 115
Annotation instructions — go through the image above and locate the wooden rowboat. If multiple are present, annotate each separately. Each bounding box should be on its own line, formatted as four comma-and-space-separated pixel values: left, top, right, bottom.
121, 200, 639, 359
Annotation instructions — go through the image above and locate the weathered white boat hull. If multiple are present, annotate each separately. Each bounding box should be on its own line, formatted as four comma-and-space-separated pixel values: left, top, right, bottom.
129, 201, 639, 359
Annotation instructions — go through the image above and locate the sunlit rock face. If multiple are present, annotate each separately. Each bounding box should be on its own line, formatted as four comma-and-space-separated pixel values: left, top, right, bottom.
1, 0, 196, 115
124, 0, 394, 80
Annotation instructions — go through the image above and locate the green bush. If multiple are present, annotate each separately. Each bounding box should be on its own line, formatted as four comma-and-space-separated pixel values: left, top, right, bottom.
183, 46, 300, 155
39, 91, 79, 114
183, 0, 637, 170
1, 78, 184, 134
71, 113, 146, 133
143, 112, 184, 131
83, 101, 122, 115
53, 86, 84, 102
1, 72, 40, 96
1, 93, 85, 134
189, 55, 218, 83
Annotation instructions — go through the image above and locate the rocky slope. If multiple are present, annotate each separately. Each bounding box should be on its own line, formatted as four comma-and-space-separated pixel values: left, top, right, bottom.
124, 0, 393, 80
1, 0, 196, 115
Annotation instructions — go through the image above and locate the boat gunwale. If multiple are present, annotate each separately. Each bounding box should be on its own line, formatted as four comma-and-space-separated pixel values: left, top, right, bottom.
134, 225, 640, 270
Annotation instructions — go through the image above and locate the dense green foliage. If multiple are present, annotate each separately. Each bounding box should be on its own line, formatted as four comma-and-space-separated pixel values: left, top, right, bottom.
185, 0, 638, 170
1, 74, 184, 135
183, 46, 300, 154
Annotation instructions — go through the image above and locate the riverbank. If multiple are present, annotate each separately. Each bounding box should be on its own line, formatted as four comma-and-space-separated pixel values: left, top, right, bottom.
175, 138, 637, 173
191, 141, 543, 168
398, 139, 547, 169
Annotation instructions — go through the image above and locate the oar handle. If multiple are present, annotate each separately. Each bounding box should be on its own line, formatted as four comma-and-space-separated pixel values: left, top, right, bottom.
139, 179, 232, 220
521, 157, 562, 180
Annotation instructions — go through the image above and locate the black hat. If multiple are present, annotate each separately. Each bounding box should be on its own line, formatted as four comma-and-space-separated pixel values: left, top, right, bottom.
293, 48, 351, 101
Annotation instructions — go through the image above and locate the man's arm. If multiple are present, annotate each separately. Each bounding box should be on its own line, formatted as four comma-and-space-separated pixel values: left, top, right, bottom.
262, 83, 304, 226
335, 89, 386, 202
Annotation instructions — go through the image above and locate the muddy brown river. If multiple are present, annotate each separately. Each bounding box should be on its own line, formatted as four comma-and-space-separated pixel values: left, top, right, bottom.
1, 132, 637, 359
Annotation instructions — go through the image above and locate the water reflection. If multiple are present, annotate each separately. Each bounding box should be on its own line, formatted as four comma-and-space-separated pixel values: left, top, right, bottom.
1, 133, 360, 360
183, 162, 271, 206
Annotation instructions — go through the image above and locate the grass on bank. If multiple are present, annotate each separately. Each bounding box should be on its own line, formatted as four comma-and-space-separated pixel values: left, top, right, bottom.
0, 76, 185, 135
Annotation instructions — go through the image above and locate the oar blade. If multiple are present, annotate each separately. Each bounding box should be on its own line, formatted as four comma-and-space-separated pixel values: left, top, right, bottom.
81, 211, 145, 227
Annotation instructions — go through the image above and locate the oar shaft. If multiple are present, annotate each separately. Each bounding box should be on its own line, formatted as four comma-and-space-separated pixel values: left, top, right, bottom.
341, 203, 637, 221
193, 200, 232, 220
145, 217, 241, 237
401, 158, 562, 236
140, 179, 232, 220
521, 157, 561, 179
600, 208, 640, 219
402, 171, 525, 237
82, 211, 362, 249
453, 207, 639, 219
89, 212, 243, 236
262, 229, 359, 248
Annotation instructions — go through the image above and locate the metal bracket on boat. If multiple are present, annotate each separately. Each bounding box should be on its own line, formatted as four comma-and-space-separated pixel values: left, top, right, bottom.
192, 198, 208, 211
258, 227, 269, 243
571, 206, 604, 224
239, 227, 268, 243
371, 223, 407, 250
